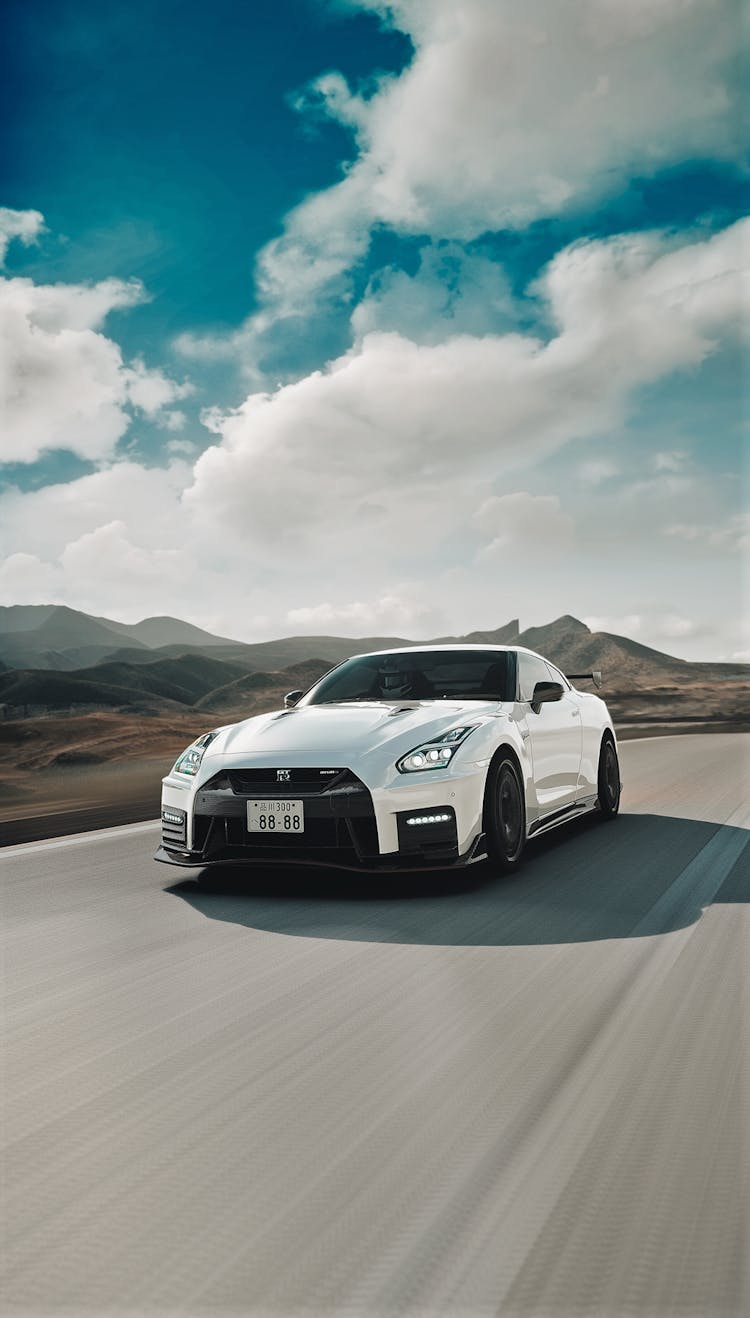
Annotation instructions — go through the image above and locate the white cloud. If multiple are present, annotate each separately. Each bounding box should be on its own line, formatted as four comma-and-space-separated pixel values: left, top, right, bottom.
0, 474, 211, 625
656, 613, 704, 639
582, 610, 706, 642
579, 458, 621, 485
0, 461, 191, 561
180, 0, 742, 368
0, 219, 193, 464
474, 492, 574, 560
60, 521, 185, 598
0, 449, 742, 659
623, 474, 694, 499
0, 275, 139, 463
286, 591, 442, 636
177, 174, 373, 373
1, 208, 744, 663
0, 207, 45, 265
351, 244, 515, 343
159, 410, 188, 432
654, 449, 691, 473
232, 0, 745, 352
664, 514, 750, 550
344, 0, 740, 236
583, 612, 644, 635
125, 360, 193, 417
0, 519, 190, 617
185, 220, 746, 556
0, 551, 59, 603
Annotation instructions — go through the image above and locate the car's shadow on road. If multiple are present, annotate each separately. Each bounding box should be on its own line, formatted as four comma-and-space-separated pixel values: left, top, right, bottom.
165, 811, 749, 946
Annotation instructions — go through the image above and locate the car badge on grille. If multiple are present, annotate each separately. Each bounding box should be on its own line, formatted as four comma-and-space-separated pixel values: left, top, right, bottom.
276, 769, 292, 782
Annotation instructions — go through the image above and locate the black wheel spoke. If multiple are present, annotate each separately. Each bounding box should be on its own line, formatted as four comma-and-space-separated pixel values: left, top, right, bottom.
498, 768, 521, 854
598, 739, 620, 818
485, 758, 525, 869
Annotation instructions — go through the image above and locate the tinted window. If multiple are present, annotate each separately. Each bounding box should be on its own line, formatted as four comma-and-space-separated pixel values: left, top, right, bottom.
518, 653, 555, 702
304, 650, 512, 704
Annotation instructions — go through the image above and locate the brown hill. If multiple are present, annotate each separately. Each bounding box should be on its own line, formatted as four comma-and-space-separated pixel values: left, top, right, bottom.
81, 655, 252, 705
0, 669, 183, 714
2, 605, 747, 697
0, 654, 333, 718
0, 605, 237, 667
432, 620, 521, 645
0, 652, 255, 715
0, 605, 143, 653
0, 605, 60, 633
194, 659, 333, 712
95, 613, 239, 649
517, 616, 686, 679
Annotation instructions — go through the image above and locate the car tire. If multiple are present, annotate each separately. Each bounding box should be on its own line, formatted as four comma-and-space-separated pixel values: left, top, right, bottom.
596, 735, 621, 818
484, 755, 526, 870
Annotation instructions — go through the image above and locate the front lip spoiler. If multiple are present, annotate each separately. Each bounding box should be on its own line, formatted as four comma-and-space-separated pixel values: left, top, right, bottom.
154, 832, 488, 875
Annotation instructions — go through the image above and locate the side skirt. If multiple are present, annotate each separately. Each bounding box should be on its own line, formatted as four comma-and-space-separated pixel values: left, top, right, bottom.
527, 798, 597, 839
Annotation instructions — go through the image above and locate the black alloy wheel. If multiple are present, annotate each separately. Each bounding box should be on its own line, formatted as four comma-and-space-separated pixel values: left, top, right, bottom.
485, 756, 526, 870
597, 735, 621, 818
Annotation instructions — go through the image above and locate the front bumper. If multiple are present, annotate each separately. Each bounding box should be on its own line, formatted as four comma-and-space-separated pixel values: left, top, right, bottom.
154, 834, 488, 873
156, 762, 488, 872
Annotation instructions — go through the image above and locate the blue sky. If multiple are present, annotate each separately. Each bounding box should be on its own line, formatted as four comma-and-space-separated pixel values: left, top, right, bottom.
1, 0, 409, 328
0, 0, 747, 658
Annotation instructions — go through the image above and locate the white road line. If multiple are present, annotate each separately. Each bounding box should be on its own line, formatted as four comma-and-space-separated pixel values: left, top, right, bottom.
0, 819, 160, 859
618, 732, 738, 744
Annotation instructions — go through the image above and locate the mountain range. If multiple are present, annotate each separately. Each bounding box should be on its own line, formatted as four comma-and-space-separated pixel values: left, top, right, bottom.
0, 605, 747, 723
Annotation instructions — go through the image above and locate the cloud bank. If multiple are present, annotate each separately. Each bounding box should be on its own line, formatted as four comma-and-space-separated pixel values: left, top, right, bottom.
186, 219, 746, 554
1, 217, 745, 655
0, 4, 746, 659
196, 0, 743, 364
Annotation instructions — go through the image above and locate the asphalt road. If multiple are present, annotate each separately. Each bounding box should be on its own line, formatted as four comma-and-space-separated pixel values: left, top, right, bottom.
2, 733, 748, 1318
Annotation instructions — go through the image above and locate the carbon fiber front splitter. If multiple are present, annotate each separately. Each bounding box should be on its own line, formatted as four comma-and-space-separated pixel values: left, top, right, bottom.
154, 834, 488, 874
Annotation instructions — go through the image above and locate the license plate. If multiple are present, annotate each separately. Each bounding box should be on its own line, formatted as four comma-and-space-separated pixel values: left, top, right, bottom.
247, 800, 305, 833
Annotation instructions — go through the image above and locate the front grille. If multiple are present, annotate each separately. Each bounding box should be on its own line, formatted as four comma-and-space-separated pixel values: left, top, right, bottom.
192, 768, 379, 865
222, 767, 357, 794
191, 813, 379, 863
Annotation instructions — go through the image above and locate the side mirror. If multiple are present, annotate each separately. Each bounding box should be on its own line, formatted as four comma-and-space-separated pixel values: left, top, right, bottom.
530, 680, 564, 714
284, 690, 303, 709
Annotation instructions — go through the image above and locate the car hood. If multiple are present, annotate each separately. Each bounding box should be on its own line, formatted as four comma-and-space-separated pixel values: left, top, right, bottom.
211, 700, 498, 760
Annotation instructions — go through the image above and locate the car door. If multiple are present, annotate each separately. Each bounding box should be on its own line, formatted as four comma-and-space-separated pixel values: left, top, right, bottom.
516, 652, 583, 813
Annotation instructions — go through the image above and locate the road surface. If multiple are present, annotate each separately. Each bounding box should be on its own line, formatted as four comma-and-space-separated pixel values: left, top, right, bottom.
2, 733, 748, 1317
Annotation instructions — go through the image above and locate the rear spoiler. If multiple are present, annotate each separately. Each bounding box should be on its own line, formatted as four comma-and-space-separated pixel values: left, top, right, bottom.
567, 671, 602, 689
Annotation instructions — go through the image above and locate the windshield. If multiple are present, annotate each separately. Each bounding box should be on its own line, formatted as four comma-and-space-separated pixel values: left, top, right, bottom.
303, 650, 512, 704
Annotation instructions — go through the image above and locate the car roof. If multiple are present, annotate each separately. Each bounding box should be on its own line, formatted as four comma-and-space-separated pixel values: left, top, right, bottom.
347, 644, 547, 660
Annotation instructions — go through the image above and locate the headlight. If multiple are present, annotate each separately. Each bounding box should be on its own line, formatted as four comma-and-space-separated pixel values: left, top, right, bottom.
172, 732, 218, 777
396, 725, 479, 773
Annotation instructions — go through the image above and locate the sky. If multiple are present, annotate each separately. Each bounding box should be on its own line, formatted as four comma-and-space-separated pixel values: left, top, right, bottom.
0, 0, 747, 660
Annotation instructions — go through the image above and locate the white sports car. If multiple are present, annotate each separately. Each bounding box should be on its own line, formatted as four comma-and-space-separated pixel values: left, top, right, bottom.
155, 644, 621, 873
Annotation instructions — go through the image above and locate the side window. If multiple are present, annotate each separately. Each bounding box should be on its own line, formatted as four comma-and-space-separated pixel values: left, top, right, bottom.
545, 661, 570, 690
518, 653, 554, 702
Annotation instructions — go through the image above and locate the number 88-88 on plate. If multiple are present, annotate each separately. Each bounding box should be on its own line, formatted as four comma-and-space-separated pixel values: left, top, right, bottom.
247, 800, 305, 833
